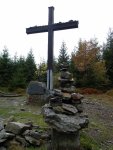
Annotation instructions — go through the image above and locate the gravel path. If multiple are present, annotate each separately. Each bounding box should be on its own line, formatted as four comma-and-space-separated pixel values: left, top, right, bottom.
83, 94, 113, 150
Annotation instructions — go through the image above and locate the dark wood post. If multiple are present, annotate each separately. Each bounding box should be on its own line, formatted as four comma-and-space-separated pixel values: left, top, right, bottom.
47, 7, 54, 90
26, 6, 78, 91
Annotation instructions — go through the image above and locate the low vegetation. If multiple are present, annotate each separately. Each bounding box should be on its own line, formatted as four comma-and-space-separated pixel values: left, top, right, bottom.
0, 92, 113, 150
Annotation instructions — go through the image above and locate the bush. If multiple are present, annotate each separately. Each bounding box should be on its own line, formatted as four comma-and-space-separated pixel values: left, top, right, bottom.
78, 88, 103, 94
106, 89, 113, 97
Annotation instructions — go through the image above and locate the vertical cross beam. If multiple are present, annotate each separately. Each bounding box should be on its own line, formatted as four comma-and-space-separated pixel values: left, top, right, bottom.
47, 7, 54, 90
26, 6, 78, 91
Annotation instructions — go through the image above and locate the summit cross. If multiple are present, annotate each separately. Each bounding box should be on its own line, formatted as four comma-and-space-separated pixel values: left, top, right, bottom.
26, 6, 78, 90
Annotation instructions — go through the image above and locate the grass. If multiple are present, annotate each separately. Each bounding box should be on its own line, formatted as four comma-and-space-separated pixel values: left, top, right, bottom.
13, 112, 47, 128
0, 108, 47, 128
26, 145, 47, 150
80, 118, 113, 150
0, 93, 113, 150
0, 107, 17, 118
83, 94, 113, 150
80, 131, 100, 150
0, 97, 47, 129
106, 89, 113, 96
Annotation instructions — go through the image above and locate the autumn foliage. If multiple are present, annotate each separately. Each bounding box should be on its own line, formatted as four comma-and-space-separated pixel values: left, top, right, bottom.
78, 88, 103, 94
70, 39, 108, 88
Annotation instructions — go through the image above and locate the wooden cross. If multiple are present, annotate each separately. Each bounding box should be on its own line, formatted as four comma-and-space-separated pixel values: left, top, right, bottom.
26, 6, 78, 90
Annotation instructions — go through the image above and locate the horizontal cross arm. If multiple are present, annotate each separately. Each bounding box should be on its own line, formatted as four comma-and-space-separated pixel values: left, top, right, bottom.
26, 20, 78, 34
53, 20, 78, 31
26, 25, 48, 34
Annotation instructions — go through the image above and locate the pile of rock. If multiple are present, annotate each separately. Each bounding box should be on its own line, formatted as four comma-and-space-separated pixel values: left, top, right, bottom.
42, 64, 89, 150
0, 121, 50, 150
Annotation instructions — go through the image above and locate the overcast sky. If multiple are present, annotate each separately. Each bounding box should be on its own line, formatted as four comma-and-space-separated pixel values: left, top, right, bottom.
0, 0, 113, 64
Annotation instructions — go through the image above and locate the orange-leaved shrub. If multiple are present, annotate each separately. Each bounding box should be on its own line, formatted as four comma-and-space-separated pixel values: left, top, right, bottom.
78, 88, 103, 94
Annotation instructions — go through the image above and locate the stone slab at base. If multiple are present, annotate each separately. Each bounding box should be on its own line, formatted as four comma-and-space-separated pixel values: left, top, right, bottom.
28, 95, 47, 104
49, 129, 80, 150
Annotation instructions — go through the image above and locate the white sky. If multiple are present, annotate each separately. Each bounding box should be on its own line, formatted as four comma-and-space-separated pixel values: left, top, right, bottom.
0, 0, 113, 64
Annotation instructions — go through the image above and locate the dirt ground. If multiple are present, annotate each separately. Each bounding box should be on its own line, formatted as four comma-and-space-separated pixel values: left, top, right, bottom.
0, 94, 113, 150
83, 94, 113, 150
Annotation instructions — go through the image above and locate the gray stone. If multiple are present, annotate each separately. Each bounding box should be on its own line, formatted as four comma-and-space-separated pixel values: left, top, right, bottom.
0, 121, 4, 131
53, 105, 77, 115
32, 125, 40, 130
62, 103, 78, 114
58, 77, 74, 83
27, 81, 47, 95
0, 120, 51, 148
53, 106, 66, 114
25, 136, 41, 146
62, 92, 71, 99
0, 139, 6, 143
16, 135, 29, 147
0, 129, 14, 143
50, 97, 62, 107
75, 103, 83, 112
23, 130, 41, 140
71, 93, 84, 100
52, 89, 63, 97
40, 132, 50, 140
42, 105, 89, 132
5, 122, 31, 134
61, 86, 75, 93
42, 104, 56, 119
61, 71, 72, 79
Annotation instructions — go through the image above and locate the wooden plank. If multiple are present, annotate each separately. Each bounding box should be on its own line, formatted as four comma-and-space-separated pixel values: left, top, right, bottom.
53, 21, 78, 31
26, 25, 48, 34
26, 21, 78, 34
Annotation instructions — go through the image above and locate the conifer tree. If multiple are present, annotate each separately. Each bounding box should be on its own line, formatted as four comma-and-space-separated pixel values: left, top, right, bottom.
103, 29, 113, 86
10, 56, 27, 88
25, 49, 37, 82
57, 41, 70, 69
0, 47, 13, 86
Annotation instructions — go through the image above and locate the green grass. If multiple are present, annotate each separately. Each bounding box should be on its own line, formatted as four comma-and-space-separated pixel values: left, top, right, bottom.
13, 112, 47, 128
26, 145, 47, 150
81, 117, 113, 150
0, 107, 47, 128
0, 86, 9, 92
0, 107, 17, 117
80, 131, 100, 150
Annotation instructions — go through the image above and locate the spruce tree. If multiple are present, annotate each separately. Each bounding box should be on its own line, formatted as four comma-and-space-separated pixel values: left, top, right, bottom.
25, 49, 37, 82
57, 41, 70, 69
10, 56, 27, 88
103, 29, 113, 86
0, 47, 13, 86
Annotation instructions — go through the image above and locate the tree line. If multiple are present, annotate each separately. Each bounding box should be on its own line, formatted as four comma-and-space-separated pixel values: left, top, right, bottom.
0, 48, 37, 90
0, 29, 113, 90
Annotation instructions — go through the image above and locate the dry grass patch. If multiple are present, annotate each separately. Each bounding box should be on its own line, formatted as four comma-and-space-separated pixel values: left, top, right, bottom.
106, 89, 113, 97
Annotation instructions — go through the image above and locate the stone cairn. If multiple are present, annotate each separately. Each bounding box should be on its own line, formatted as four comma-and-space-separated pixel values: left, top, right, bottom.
0, 120, 50, 150
42, 64, 89, 150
